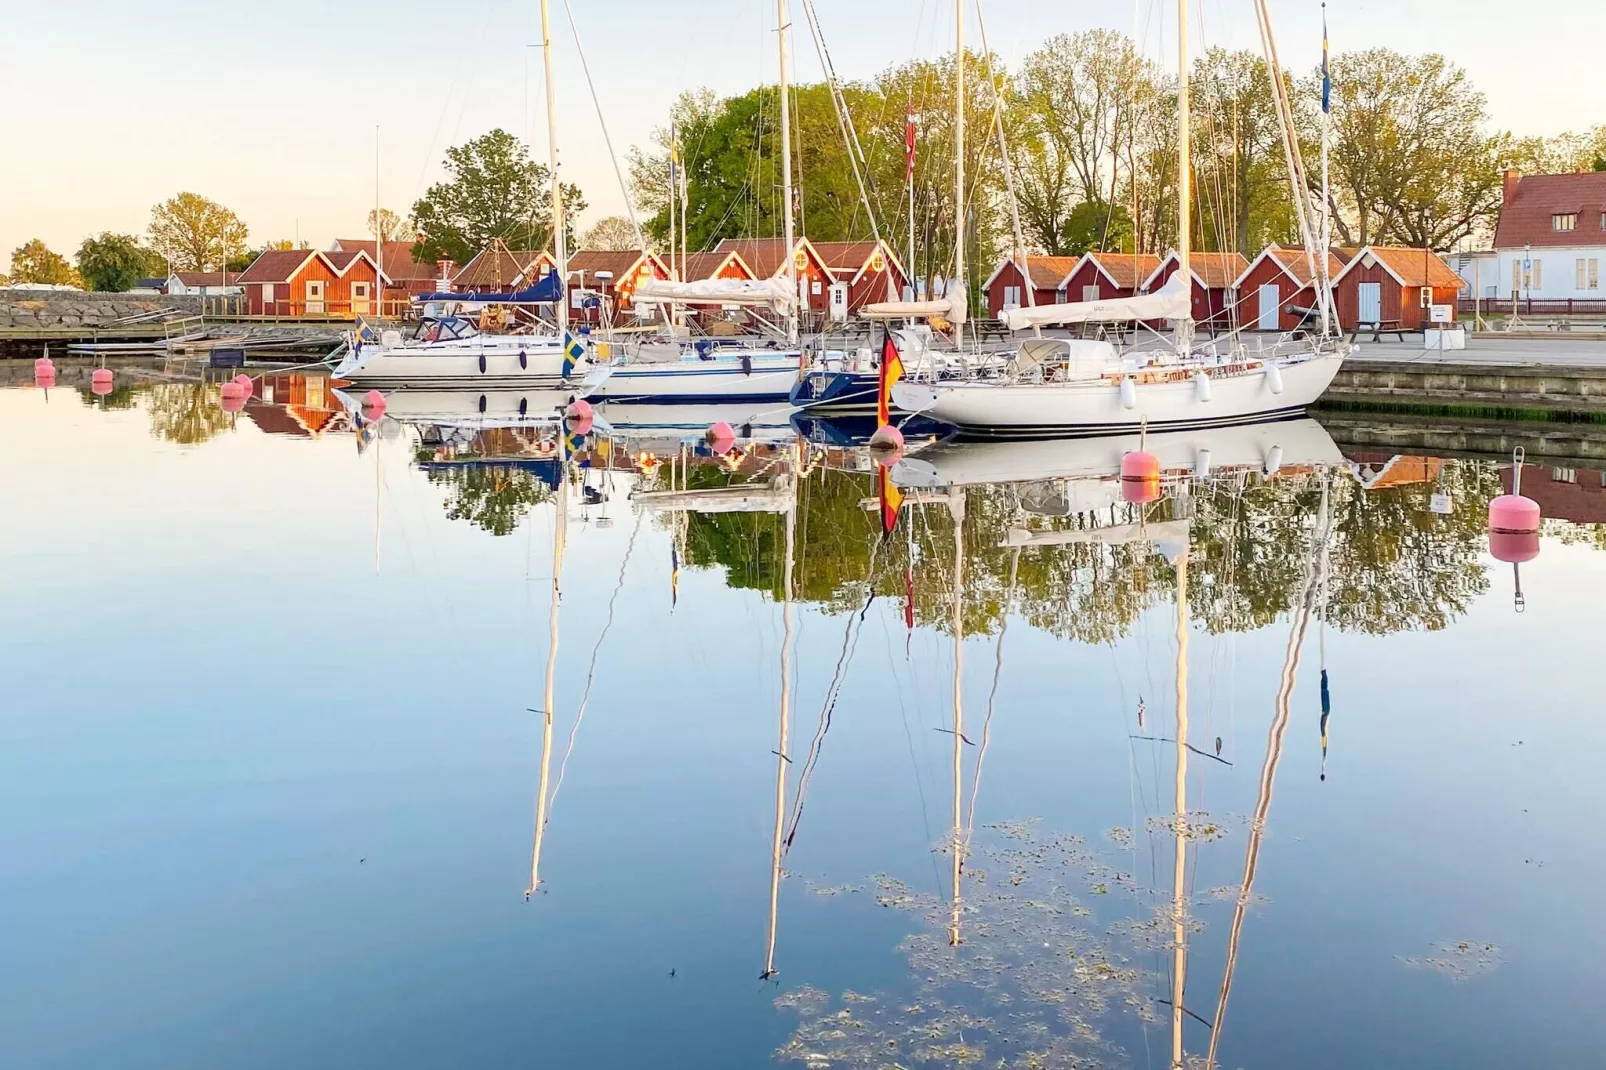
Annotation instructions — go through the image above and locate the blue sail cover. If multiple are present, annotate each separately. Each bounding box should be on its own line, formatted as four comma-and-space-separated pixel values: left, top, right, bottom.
416, 271, 563, 305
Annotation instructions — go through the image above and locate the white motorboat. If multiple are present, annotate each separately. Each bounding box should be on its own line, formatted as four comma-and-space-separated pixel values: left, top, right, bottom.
593, 398, 794, 442
587, 340, 804, 403
331, 316, 592, 389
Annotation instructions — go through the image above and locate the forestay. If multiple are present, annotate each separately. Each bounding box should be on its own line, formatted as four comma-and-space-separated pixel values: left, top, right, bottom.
1000, 272, 1190, 331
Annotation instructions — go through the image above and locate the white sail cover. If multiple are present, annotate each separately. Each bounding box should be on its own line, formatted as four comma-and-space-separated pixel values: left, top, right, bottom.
861, 286, 968, 324
1000, 272, 1189, 331
633, 277, 796, 312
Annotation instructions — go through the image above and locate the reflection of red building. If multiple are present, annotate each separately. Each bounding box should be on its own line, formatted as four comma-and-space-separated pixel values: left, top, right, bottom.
245, 374, 352, 437
1503, 464, 1606, 524
1347, 454, 1447, 490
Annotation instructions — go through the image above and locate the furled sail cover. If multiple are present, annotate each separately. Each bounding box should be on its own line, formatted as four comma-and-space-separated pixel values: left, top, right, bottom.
633, 277, 797, 311
861, 286, 968, 324
1000, 271, 1189, 330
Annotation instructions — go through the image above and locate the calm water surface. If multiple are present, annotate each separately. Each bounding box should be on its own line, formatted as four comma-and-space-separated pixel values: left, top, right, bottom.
3, 373, 1605, 1069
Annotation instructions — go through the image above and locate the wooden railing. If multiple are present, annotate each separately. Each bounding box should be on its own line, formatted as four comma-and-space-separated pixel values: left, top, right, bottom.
1458, 297, 1606, 317
201, 296, 417, 321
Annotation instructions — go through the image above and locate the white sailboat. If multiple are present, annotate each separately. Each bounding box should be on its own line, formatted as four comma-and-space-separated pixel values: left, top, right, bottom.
334, 11, 589, 391
890, 0, 1346, 437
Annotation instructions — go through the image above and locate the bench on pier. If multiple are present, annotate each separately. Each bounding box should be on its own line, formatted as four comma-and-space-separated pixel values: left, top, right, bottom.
1351, 319, 1412, 343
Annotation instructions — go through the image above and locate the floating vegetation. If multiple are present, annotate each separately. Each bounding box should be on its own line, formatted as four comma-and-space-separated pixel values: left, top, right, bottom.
1400, 941, 1502, 983
774, 822, 1162, 1068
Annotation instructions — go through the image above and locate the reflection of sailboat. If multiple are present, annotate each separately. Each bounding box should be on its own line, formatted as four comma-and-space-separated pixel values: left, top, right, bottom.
763, 442, 800, 979
595, 400, 795, 443
334, 386, 578, 432
892, 417, 1342, 491
1204, 476, 1333, 1068
527, 433, 571, 898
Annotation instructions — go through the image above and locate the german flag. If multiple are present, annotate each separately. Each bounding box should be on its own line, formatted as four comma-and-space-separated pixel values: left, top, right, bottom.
876, 328, 904, 428
877, 462, 903, 537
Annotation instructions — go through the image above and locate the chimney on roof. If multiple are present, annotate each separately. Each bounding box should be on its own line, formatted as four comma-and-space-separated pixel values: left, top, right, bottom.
1502, 168, 1521, 206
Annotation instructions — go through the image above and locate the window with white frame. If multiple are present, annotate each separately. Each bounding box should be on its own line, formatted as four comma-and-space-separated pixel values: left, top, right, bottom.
1553, 213, 1577, 232
1002, 285, 1021, 308
1592, 260, 1601, 290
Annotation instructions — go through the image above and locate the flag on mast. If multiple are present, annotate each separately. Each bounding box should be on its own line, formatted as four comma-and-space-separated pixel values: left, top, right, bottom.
877, 464, 903, 537
875, 328, 904, 429
905, 104, 916, 180
1320, 6, 1331, 114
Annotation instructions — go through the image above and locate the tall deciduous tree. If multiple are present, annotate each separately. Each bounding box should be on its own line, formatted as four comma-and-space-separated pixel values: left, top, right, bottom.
1190, 48, 1297, 255
580, 215, 640, 251
76, 232, 166, 292
148, 193, 250, 271
412, 130, 586, 266
367, 208, 412, 243
9, 240, 83, 287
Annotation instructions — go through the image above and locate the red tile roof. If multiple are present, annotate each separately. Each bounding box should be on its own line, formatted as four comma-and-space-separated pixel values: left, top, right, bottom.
454, 247, 551, 290
714, 238, 793, 279
1148, 251, 1249, 289
170, 272, 235, 287
567, 249, 666, 281
236, 249, 319, 284
667, 250, 754, 281
1240, 246, 1348, 287
333, 240, 440, 281
1084, 252, 1161, 290
1492, 172, 1606, 249
1337, 246, 1463, 289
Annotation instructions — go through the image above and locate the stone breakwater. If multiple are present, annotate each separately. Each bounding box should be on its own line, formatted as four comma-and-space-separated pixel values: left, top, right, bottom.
1, 292, 201, 329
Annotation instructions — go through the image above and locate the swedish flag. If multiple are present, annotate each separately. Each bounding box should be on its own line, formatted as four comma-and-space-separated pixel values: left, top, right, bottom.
562, 332, 586, 378
355, 315, 377, 343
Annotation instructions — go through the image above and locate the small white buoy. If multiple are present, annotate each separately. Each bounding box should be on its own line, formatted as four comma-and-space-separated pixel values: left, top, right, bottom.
1265, 361, 1284, 395
1193, 371, 1212, 403
1263, 444, 1284, 477
1119, 376, 1136, 410
1193, 448, 1213, 480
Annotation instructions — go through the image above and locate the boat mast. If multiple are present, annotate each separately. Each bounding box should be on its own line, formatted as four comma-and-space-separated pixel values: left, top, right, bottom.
539, 0, 569, 343
1319, 3, 1334, 338
1176, 0, 1192, 352
952, 0, 966, 329
763, 444, 798, 979
778, 0, 800, 346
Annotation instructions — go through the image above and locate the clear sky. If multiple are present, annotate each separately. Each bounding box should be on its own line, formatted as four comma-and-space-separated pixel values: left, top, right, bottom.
2, 0, 1598, 264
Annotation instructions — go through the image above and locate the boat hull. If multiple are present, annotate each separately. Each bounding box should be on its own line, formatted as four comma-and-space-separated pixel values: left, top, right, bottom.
891, 351, 1344, 439
333, 339, 586, 389
587, 355, 802, 403
789, 369, 880, 413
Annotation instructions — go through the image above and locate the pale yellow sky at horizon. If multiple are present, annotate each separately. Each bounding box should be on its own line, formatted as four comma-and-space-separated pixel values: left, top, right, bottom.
2, 0, 1599, 264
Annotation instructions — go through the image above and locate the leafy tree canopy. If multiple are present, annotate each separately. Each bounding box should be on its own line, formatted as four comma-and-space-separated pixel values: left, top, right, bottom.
76, 232, 165, 292
148, 192, 250, 272
9, 239, 82, 287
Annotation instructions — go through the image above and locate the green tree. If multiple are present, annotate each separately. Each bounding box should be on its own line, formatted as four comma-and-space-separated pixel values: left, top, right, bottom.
411, 130, 587, 266
367, 208, 413, 244
148, 192, 250, 271
580, 215, 641, 251
147, 382, 234, 446
425, 463, 552, 536
76, 232, 166, 292
9, 239, 82, 287
1060, 200, 1134, 256
1191, 48, 1297, 255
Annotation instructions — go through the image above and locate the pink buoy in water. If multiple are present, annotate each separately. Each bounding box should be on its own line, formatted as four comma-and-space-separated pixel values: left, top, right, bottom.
361, 389, 387, 418
868, 423, 905, 465
1487, 494, 1540, 534
705, 421, 736, 455
232, 373, 254, 398
34, 368, 56, 389
34, 356, 55, 376
220, 391, 247, 414
1121, 450, 1160, 482
1489, 530, 1540, 564
90, 368, 114, 396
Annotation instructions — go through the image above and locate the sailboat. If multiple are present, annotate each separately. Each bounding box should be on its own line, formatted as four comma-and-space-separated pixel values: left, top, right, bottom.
889, 0, 1347, 437
335, 10, 592, 392
585, 0, 813, 406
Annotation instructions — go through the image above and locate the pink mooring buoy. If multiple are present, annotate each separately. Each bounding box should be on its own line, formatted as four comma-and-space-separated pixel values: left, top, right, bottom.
90, 367, 114, 396
565, 398, 593, 423
1489, 448, 1542, 610
232, 373, 254, 398
705, 421, 736, 455
361, 389, 387, 417
34, 356, 55, 376
34, 369, 56, 389
1121, 449, 1161, 482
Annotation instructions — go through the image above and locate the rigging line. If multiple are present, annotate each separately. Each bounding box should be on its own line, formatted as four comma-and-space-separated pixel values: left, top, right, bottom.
880, 607, 946, 898
558, 0, 646, 248
783, 536, 885, 854
797, 0, 886, 245
547, 510, 643, 820
963, 542, 1019, 848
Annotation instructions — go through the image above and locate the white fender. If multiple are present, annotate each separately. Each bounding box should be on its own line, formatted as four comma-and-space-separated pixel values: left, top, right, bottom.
1194, 448, 1213, 480
1264, 444, 1284, 476
1194, 370, 1212, 403
1265, 360, 1285, 395
1119, 376, 1137, 410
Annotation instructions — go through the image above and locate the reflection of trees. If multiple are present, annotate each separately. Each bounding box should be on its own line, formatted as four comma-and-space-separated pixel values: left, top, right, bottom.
76, 382, 146, 410
146, 382, 233, 445
680, 460, 1505, 639
426, 464, 552, 536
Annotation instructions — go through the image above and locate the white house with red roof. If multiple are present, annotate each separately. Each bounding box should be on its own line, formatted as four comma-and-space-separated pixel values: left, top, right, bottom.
1489, 169, 1606, 300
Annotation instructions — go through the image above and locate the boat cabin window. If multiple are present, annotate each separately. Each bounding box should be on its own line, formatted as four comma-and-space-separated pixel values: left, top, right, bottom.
414, 317, 480, 343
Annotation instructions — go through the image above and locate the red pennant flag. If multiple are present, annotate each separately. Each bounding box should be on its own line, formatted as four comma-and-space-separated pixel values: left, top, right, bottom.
905, 105, 916, 181
876, 330, 904, 429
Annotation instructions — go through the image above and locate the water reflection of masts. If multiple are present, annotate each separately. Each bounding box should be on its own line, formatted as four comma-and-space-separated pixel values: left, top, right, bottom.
527, 432, 568, 899
1169, 545, 1191, 1070
948, 489, 967, 947
762, 442, 800, 980
1204, 475, 1333, 1069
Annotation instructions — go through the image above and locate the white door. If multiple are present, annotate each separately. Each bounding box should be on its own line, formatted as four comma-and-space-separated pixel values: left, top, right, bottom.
1258, 283, 1280, 330
1357, 281, 1382, 324
306, 280, 325, 314
828, 282, 849, 322
351, 281, 371, 315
